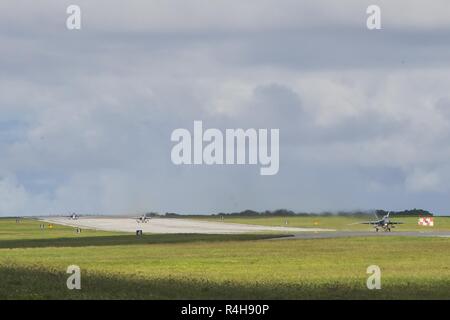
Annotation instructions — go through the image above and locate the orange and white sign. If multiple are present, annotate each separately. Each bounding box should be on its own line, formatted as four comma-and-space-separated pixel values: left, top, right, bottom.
418, 217, 434, 226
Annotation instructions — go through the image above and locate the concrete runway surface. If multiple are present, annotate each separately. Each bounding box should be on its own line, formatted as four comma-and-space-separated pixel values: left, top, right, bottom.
40, 217, 333, 234
269, 231, 450, 240
39, 217, 450, 238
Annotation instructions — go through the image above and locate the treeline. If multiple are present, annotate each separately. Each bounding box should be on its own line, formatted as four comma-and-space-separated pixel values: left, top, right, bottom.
376, 209, 433, 217
147, 208, 433, 217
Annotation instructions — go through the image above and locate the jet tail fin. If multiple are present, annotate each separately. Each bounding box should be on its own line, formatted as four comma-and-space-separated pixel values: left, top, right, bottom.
374, 211, 380, 220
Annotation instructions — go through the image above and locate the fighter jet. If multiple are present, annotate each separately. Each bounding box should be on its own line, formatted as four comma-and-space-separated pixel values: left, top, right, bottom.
360, 211, 403, 232
136, 213, 151, 223
69, 213, 79, 220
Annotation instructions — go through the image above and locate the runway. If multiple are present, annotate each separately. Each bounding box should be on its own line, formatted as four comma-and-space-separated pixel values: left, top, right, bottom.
270, 231, 450, 240
40, 217, 333, 234
39, 217, 450, 238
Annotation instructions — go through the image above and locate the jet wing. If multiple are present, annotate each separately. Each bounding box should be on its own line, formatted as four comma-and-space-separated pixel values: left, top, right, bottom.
360, 221, 379, 225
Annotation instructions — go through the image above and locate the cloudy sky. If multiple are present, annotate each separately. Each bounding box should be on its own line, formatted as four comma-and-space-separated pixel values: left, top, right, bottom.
1, 1, 450, 216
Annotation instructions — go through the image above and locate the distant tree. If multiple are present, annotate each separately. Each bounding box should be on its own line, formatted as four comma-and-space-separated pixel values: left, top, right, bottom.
156, 208, 433, 217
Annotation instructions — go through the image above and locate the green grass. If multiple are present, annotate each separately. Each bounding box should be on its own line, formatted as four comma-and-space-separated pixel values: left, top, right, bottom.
0, 218, 449, 299
195, 215, 450, 232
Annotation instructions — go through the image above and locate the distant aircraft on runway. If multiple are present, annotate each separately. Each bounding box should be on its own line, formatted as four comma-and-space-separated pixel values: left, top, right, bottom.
359, 212, 403, 232
136, 214, 151, 223
69, 213, 79, 220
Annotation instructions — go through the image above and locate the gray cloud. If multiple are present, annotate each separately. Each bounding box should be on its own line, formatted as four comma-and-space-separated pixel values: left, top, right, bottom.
0, 1, 450, 215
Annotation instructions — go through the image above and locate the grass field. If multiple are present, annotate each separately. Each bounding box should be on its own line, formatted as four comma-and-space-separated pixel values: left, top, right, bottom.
1, 217, 450, 299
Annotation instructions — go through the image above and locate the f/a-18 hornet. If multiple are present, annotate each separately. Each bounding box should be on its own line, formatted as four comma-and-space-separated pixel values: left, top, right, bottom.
360, 212, 403, 232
